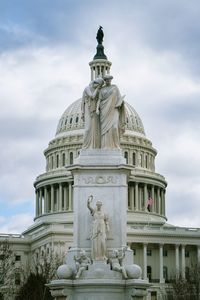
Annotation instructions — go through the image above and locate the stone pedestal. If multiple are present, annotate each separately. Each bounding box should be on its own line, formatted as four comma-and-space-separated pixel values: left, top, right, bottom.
48, 278, 149, 300
70, 149, 129, 252
48, 150, 150, 299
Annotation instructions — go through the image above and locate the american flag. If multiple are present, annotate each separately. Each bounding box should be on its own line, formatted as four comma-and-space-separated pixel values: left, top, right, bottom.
147, 196, 153, 212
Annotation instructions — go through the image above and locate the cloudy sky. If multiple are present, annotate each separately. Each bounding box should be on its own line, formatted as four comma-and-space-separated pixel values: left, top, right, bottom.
0, 0, 200, 233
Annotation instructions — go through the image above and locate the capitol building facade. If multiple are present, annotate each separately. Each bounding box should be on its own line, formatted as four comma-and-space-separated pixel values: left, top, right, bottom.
0, 34, 200, 300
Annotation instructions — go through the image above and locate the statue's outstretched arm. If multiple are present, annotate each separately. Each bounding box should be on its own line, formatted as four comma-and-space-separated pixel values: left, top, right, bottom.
87, 195, 94, 214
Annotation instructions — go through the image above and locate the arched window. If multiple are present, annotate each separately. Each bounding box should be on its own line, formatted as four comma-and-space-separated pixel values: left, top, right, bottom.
145, 155, 148, 168
75, 116, 79, 123
51, 156, 54, 169
124, 151, 128, 163
62, 153, 65, 166
133, 152, 136, 166
56, 154, 59, 168
70, 152, 73, 165
70, 117, 73, 124
138, 153, 143, 167
147, 265, 152, 281
163, 266, 168, 281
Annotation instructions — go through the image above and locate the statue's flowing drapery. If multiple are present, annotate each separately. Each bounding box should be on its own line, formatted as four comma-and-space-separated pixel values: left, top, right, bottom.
81, 84, 100, 149
90, 209, 107, 260
99, 85, 125, 149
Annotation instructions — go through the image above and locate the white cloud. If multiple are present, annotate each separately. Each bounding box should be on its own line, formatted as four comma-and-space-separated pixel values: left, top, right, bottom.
0, 213, 33, 234
0, 2, 200, 231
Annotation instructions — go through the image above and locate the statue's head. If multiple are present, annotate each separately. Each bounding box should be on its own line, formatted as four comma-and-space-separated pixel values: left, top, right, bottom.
93, 77, 104, 87
112, 249, 119, 257
103, 75, 113, 85
80, 249, 86, 256
96, 200, 102, 209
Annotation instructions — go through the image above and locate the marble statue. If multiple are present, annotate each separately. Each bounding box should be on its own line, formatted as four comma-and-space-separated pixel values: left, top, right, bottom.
81, 78, 104, 149
109, 248, 128, 279
97, 75, 125, 149
87, 195, 109, 261
74, 249, 91, 279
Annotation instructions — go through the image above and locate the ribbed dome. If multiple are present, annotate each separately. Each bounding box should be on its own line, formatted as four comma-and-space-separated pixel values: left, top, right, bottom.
56, 99, 145, 136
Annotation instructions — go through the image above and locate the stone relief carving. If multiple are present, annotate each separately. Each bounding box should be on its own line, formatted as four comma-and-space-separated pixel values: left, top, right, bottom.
108, 247, 128, 279
81, 175, 118, 185
74, 249, 91, 279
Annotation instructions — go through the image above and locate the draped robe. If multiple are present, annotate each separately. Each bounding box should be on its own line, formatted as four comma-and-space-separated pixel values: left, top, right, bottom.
81, 84, 100, 149
99, 84, 125, 149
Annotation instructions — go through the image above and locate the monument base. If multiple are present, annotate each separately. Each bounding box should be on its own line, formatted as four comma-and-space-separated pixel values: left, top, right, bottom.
47, 278, 149, 300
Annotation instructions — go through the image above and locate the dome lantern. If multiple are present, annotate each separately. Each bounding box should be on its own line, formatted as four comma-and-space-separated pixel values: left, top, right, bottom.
89, 26, 112, 80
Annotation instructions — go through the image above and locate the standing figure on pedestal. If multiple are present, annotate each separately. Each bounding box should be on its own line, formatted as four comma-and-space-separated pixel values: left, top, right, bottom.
81, 78, 104, 149
97, 74, 125, 149
87, 195, 109, 261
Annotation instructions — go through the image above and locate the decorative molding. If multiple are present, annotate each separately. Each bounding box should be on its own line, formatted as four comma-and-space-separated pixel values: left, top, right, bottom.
77, 175, 119, 185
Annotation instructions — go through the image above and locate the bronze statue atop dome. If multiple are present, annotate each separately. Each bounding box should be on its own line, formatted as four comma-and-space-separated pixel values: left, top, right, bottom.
96, 26, 104, 45
93, 26, 107, 60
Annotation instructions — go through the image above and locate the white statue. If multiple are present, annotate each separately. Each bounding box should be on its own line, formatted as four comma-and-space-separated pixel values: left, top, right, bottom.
97, 75, 125, 149
81, 78, 104, 149
74, 249, 91, 279
109, 248, 128, 279
87, 195, 109, 261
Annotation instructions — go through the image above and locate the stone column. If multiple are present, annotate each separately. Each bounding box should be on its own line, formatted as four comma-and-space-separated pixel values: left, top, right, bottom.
175, 244, 180, 278
36, 190, 39, 217
144, 184, 148, 212
39, 188, 43, 215
44, 187, 47, 213
151, 185, 155, 213
159, 244, 164, 283
135, 183, 139, 210
64, 184, 67, 211
68, 182, 72, 211
157, 187, 160, 215
59, 183, 62, 212
143, 243, 148, 280
197, 245, 200, 263
181, 245, 186, 279
131, 185, 134, 211
51, 185, 54, 213
163, 190, 166, 216
138, 186, 140, 210
160, 189, 164, 215
56, 186, 59, 211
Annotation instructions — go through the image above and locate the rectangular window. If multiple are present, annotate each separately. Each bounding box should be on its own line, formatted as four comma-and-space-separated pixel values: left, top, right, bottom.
163, 250, 168, 257
15, 255, 21, 261
15, 273, 21, 285
147, 249, 152, 256
185, 250, 190, 258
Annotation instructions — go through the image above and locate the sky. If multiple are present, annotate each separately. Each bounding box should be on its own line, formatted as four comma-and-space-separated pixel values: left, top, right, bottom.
0, 0, 200, 233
